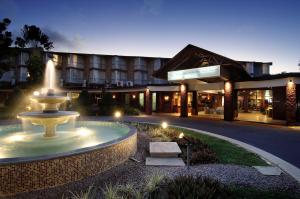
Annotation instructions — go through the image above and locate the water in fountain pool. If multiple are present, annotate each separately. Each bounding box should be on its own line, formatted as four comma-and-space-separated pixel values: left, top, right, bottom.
0, 121, 130, 159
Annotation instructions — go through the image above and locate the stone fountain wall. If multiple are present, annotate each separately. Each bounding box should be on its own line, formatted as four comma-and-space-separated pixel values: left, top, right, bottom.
0, 130, 137, 196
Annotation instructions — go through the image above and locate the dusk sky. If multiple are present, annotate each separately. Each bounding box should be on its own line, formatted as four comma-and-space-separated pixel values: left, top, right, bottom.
1, 0, 299, 74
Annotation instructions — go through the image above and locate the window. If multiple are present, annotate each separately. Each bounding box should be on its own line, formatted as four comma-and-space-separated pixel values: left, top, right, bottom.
153, 59, 161, 71
52, 54, 62, 66
67, 54, 84, 68
111, 70, 127, 84
139, 93, 144, 107
19, 66, 28, 82
112, 56, 127, 70
20, 52, 29, 65
90, 55, 104, 69
89, 70, 105, 84
134, 57, 146, 70
66, 68, 83, 83
134, 71, 148, 85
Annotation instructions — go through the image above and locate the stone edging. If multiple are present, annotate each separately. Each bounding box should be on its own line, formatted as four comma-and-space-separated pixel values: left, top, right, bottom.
130, 121, 300, 184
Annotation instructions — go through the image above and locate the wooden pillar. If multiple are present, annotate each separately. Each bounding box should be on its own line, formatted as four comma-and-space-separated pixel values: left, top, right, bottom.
224, 81, 235, 121
180, 84, 188, 117
191, 91, 198, 115
286, 79, 297, 125
145, 88, 152, 115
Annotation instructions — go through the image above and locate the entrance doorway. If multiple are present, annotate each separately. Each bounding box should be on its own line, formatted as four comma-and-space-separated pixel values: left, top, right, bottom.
236, 89, 275, 123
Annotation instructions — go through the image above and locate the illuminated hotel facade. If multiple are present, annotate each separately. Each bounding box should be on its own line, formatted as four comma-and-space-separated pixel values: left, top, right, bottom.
1, 45, 299, 124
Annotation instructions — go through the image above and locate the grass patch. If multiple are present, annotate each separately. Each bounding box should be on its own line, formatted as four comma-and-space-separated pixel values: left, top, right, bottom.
178, 127, 268, 166
130, 122, 268, 166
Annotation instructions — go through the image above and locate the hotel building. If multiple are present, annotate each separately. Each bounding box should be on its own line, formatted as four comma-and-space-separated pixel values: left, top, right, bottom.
1, 45, 299, 125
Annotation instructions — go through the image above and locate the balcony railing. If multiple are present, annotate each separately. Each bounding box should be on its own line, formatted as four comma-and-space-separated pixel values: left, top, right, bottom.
89, 77, 105, 84
134, 79, 148, 85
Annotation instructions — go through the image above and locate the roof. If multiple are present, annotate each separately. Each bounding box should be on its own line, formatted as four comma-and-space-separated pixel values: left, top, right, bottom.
153, 44, 250, 81
247, 73, 300, 81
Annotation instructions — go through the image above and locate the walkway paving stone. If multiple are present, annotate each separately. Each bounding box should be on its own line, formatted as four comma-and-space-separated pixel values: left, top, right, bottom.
146, 157, 185, 166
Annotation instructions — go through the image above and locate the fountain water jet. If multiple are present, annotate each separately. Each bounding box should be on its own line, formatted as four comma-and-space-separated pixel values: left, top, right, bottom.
17, 60, 79, 137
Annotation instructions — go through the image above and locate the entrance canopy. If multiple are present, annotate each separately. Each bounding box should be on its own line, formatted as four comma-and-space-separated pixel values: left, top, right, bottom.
154, 44, 250, 83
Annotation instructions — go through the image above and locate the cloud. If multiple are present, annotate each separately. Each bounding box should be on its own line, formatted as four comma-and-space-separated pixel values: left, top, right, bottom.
43, 28, 84, 51
141, 0, 163, 15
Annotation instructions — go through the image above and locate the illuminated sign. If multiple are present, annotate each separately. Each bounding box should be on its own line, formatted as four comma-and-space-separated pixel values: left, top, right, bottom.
168, 65, 220, 81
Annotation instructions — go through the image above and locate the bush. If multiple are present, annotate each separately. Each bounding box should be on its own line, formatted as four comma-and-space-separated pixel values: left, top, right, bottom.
151, 175, 229, 199
123, 106, 140, 115
4, 87, 26, 118
75, 90, 94, 115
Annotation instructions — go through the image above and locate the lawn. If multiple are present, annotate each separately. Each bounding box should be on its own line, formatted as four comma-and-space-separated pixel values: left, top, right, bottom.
177, 127, 268, 166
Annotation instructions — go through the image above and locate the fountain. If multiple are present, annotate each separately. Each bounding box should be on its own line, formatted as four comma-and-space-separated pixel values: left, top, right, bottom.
17, 61, 79, 137
0, 60, 137, 196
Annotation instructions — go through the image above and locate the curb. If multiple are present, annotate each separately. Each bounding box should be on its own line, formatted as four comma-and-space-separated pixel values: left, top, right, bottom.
127, 120, 300, 184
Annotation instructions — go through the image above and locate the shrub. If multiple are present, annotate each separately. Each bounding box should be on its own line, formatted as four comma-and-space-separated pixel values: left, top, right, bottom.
123, 106, 140, 115
75, 90, 94, 115
153, 175, 229, 199
4, 87, 26, 118
68, 185, 97, 199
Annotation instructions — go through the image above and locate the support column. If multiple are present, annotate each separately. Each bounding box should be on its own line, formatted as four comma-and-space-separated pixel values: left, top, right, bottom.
224, 81, 235, 121
145, 88, 152, 115
180, 84, 188, 117
286, 79, 297, 125
191, 91, 198, 115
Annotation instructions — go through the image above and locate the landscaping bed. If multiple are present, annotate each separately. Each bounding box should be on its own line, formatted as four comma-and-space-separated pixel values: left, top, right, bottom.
10, 122, 300, 199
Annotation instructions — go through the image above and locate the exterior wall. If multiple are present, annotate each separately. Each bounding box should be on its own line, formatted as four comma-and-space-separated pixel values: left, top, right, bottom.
286, 81, 297, 124
0, 49, 169, 89
0, 128, 137, 196
272, 86, 286, 120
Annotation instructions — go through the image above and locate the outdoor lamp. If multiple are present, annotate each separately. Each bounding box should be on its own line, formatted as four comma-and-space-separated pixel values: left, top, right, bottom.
114, 111, 121, 118
179, 132, 192, 170
161, 121, 168, 129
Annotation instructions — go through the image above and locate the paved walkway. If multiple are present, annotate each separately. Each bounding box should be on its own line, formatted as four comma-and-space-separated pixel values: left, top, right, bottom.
85, 115, 300, 168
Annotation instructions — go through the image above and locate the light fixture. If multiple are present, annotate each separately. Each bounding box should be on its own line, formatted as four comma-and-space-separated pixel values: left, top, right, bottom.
161, 121, 168, 129
112, 94, 116, 99
164, 96, 169, 101
180, 84, 186, 92
132, 94, 136, 99
33, 91, 40, 96
114, 111, 121, 118
179, 132, 184, 139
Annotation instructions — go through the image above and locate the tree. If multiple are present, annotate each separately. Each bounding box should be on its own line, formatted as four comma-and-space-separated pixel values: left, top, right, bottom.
0, 18, 14, 75
5, 87, 26, 118
26, 55, 44, 86
15, 25, 53, 50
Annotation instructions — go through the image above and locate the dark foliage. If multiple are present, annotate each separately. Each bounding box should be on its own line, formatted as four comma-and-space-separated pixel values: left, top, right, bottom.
15, 25, 53, 50
173, 135, 218, 164
76, 90, 93, 115
149, 175, 229, 199
0, 18, 15, 75
4, 87, 26, 117
26, 55, 44, 86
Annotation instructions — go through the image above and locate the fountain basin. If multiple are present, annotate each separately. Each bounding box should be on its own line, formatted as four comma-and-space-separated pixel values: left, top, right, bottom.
17, 111, 80, 137
0, 121, 137, 196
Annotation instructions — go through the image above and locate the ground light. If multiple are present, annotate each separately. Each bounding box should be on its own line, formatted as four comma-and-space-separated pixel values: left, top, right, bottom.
114, 111, 122, 123
161, 121, 168, 129
179, 132, 192, 170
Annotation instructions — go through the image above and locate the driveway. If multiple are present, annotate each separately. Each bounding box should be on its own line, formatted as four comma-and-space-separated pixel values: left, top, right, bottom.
85, 115, 300, 168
